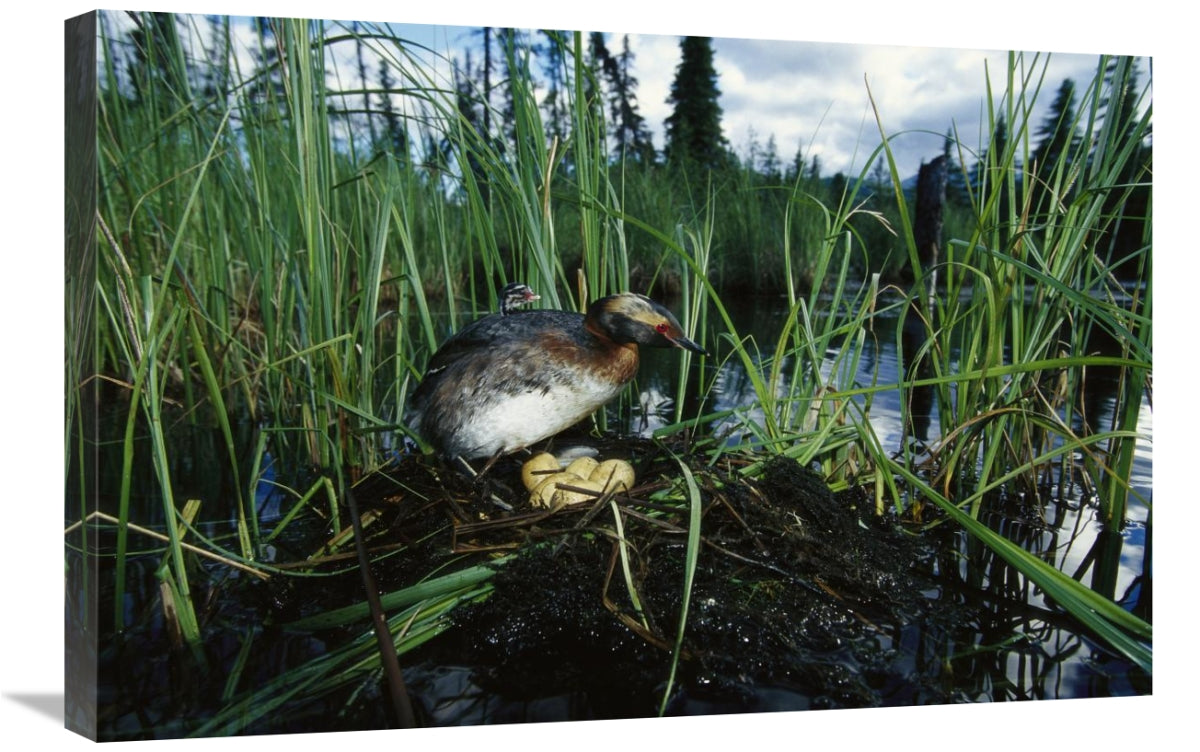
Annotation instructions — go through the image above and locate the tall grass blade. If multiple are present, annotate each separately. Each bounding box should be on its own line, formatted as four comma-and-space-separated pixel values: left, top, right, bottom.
658, 454, 703, 715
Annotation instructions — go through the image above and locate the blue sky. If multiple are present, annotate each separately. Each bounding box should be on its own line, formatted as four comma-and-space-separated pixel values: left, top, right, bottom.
100, 4, 1145, 180
385, 23, 1123, 179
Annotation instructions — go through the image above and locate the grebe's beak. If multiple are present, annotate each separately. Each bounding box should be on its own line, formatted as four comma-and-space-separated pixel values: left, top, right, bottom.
669, 333, 708, 357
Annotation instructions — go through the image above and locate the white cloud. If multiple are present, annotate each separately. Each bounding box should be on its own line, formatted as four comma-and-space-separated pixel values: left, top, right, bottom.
542, 29, 1119, 179
657, 36, 1108, 177
94, 8, 1142, 181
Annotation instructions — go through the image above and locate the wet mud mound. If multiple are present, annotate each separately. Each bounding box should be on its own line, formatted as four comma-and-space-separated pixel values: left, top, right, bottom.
80, 430, 1148, 737
393, 448, 954, 721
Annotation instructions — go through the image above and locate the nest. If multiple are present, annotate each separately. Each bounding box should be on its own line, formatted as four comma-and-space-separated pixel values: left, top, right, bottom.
337, 434, 945, 719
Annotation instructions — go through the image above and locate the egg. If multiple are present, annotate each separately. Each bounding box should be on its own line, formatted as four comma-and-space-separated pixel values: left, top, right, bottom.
530, 473, 605, 510
590, 459, 636, 493
521, 452, 561, 491
564, 456, 600, 480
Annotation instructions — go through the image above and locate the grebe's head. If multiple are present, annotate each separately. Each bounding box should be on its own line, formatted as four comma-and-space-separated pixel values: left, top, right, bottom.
586, 293, 707, 355
498, 282, 540, 315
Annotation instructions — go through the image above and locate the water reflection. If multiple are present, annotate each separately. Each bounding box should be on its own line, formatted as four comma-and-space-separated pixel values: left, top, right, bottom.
632, 297, 1152, 503
75, 293, 1152, 737
627, 378, 674, 438
630, 295, 1152, 642
708, 351, 790, 445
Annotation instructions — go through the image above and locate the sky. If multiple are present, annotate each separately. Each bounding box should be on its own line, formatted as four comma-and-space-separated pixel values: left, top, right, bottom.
388, 24, 1122, 179
101, 5, 1142, 180
0, 1, 1189, 751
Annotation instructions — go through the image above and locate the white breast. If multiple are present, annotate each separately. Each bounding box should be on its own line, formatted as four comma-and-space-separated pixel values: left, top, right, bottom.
450, 373, 625, 458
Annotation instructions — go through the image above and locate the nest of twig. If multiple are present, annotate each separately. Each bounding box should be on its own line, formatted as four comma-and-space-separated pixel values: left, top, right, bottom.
338, 435, 943, 718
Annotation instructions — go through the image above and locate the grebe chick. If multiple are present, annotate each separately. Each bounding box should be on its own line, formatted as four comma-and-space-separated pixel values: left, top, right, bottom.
406, 292, 705, 461
498, 282, 540, 314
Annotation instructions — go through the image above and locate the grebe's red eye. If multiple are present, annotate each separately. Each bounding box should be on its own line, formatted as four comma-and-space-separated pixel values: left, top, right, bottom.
656, 322, 670, 334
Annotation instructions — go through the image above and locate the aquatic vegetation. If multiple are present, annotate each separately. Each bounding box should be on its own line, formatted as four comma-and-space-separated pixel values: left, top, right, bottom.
66, 14, 1151, 737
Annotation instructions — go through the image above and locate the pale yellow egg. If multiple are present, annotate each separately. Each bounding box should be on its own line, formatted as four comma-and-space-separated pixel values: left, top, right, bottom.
521, 452, 560, 491
564, 456, 600, 480
530, 473, 605, 510
590, 459, 636, 493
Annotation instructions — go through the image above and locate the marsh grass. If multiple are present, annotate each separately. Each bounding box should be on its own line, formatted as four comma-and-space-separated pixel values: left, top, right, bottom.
72, 15, 1150, 732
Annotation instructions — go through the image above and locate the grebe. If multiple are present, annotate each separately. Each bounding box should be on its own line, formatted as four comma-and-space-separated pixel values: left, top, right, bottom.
406, 292, 705, 461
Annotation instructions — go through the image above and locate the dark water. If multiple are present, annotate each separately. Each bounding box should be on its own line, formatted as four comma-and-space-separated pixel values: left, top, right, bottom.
642, 293, 1152, 589
66, 293, 1152, 737
637, 294, 1151, 499
416, 294, 1153, 720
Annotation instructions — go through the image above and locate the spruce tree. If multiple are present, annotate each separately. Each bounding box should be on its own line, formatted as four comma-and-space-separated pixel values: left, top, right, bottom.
126, 12, 189, 110
354, 23, 378, 148
870, 156, 888, 197
471, 27, 495, 139
973, 114, 1008, 189
450, 51, 490, 201
584, 32, 610, 133
376, 61, 407, 157
1031, 78, 1079, 176
761, 134, 781, 182
201, 15, 231, 103
943, 127, 968, 204
494, 28, 527, 150
1026, 79, 1080, 222
589, 33, 655, 164
246, 18, 286, 117
1102, 57, 1147, 151
1097, 57, 1151, 279
612, 35, 656, 164
539, 30, 570, 146
664, 36, 728, 170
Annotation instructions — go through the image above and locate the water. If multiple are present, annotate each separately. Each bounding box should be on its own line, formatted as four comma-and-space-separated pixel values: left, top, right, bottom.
637, 294, 1151, 496
67, 292, 1152, 737
630, 294, 1151, 695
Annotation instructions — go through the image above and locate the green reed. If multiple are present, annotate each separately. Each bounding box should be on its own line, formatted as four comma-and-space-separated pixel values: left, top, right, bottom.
191, 563, 499, 736
79, 15, 1150, 719
85, 15, 634, 640
912, 53, 1150, 524
646, 51, 1152, 664
866, 52, 1149, 659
